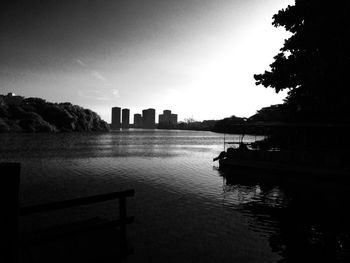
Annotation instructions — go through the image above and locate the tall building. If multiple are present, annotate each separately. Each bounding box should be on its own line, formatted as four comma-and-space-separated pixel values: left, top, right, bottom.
142, 108, 156, 128
163, 110, 171, 116
170, 113, 178, 124
134, 113, 142, 128
122, 108, 130, 128
111, 107, 121, 129
159, 110, 178, 125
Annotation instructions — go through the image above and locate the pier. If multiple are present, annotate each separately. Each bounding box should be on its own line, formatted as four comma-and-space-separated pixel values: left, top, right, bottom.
1, 162, 135, 262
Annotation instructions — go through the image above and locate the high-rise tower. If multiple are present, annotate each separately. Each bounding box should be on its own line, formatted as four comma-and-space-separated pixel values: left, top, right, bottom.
111, 107, 121, 129
142, 108, 156, 128
134, 113, 142, 128
159, 110, 178, 125
122, 108, 130, 128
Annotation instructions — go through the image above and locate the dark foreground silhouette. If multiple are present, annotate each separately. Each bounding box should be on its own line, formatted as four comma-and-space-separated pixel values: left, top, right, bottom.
1, 163, 134, 263
220, 168, 350, 263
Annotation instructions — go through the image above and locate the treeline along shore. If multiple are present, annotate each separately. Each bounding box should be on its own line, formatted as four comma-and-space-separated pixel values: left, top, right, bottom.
1, 92, 285, 134
0, 94, 110, 132
2, 94, 349, 142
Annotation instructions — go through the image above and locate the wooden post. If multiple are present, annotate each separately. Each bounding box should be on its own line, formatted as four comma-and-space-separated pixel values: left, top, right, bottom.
119, 196, 127, 255
0, 162, 20, 263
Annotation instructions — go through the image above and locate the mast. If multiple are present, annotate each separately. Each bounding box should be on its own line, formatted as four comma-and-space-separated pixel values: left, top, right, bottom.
224, 133, 226, 151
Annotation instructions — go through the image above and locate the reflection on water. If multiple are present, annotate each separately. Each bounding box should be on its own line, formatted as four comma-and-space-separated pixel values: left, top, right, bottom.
220, 169, 350, 262
0, 130, 349, 262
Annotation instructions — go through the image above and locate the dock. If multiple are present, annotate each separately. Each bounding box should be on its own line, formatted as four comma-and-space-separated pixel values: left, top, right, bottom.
1, 162, 135, 263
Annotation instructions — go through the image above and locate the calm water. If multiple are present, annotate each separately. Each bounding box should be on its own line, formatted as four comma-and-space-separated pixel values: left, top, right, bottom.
0, 129, 349, 262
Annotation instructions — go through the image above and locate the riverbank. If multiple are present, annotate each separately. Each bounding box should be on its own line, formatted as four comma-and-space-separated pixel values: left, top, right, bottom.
0, 94, 109, 133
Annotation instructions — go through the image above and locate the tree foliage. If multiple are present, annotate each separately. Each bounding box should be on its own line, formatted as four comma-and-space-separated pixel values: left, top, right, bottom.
0, 95, 110, 132
254, 0, 350, 122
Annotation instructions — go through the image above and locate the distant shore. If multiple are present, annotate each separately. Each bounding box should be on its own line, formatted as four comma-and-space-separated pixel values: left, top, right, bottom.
0, 94, 110, 133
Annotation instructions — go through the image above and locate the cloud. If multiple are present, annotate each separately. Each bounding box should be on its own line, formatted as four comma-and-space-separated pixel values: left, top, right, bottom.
78, 88, 120, 101
111, 89, 120, 98
74, 58, 109, 83
91, 70, 108, 82
74, 58, 87, 67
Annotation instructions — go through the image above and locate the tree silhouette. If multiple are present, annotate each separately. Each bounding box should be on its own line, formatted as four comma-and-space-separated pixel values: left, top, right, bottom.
254, 0, 350, 123
0, 95, 110, 132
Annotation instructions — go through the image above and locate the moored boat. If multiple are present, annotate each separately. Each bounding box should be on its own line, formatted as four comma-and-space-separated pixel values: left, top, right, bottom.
214, 141, 349, 178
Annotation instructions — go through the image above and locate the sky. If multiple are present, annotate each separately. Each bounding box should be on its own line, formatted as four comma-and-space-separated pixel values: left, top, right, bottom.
1, 0, 294, 123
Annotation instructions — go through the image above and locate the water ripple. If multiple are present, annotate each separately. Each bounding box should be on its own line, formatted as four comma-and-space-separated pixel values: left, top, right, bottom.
1, 130, 348, 262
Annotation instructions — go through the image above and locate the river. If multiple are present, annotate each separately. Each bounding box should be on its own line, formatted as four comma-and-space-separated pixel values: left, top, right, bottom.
0, 129, 348, 262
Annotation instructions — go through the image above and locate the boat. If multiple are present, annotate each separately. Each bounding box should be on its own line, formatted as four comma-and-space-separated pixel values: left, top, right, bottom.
213, 141, 349, 179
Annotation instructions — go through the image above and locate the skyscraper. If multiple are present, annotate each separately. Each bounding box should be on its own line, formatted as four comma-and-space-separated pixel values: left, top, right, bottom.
159, 110, 178, 125
142, 108, 156, 128
134, 113, 142, 128
170, 113, 178, 124
122, 108, 130, 128
111, 107, 121, 129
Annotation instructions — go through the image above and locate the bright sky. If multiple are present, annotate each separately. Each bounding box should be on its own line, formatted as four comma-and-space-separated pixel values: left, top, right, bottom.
1, 0, 294, 122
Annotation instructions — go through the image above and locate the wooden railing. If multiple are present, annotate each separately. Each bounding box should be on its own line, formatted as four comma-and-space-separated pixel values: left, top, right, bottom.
1, 162, 135, 262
